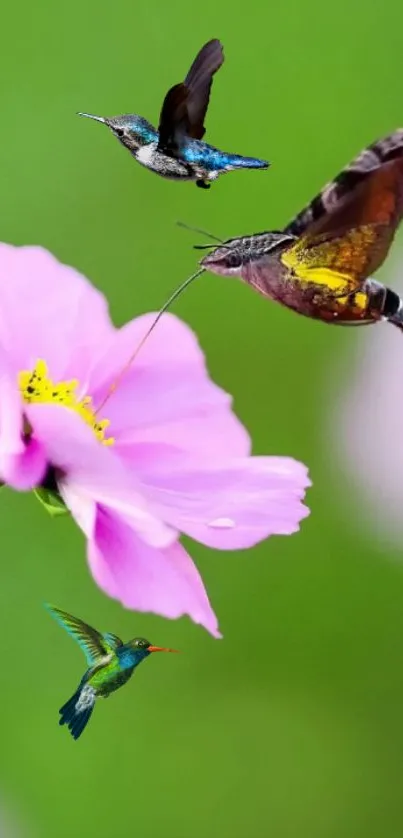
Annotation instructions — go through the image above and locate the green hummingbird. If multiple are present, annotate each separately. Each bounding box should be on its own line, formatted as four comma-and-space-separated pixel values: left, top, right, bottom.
46, 604, 179, 740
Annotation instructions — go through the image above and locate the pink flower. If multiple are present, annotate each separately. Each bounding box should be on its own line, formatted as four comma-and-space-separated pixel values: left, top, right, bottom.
0, 244, 310, 636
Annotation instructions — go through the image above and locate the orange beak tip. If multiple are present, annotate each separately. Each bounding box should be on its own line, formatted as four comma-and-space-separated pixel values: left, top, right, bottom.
148, 645, 181, 654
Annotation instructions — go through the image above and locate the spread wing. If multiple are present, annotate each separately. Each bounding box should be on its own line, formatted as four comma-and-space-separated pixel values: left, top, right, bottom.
102, 632, 123, 650
45, 604, 121, 664
158, 39, 224, 156
284, 148, 403, 292
285, 129, 403, 238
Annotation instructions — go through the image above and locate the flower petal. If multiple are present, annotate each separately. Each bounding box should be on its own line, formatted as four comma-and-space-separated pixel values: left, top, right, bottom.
88, 313, 250, 460
140, 457, 311, 550
0, 347, 46, 489
0, 352, 24, 457
58, 480, 96, 539
0, 244, 113, 381
0, 437, 47, 490
28, 403, 176, 549
88, 506, 221, 637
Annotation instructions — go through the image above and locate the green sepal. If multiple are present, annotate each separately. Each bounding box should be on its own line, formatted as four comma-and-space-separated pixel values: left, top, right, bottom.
33, 487, 68, 517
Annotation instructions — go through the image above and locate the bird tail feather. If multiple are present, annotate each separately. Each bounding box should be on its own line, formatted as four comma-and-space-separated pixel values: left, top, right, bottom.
230, 155, 269, 170
59, 684, 95, 740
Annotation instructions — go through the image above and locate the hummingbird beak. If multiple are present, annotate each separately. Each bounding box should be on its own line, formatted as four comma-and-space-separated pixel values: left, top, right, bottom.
76, 112, 106, 124
147, 645, 180, 653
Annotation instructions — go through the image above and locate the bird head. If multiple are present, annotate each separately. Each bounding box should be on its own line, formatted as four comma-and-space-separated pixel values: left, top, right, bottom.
129, 637, 180, 661
77, 112, 156, 152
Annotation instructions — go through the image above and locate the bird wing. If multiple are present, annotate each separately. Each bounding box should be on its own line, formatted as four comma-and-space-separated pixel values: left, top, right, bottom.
158, 39, 224, 156
45, 604, 115, 665
102, 632, 124, 651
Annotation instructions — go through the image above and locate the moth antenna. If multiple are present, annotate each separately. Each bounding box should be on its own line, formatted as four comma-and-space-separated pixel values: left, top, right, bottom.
176, 220, 224, 244
95, 267, 206, 413
193, 243, 231, 250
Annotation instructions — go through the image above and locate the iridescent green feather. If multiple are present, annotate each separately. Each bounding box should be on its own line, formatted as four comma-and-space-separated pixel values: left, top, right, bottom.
45, 604, 122, 664
103, 632, 123, 650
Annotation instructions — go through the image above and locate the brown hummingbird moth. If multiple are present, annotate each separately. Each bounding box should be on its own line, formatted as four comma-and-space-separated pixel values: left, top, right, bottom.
196, 129, 403, 330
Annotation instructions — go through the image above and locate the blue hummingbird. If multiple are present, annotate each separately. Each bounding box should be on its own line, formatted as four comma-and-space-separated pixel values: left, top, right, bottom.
46, 604, 179, 740
78, 39, 269, 189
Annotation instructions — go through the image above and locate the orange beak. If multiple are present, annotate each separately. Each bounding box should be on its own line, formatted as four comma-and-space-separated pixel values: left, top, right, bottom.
147, 645, 180, 653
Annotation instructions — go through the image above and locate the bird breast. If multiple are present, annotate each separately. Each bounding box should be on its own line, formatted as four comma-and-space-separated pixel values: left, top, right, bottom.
136, 142, 190, 178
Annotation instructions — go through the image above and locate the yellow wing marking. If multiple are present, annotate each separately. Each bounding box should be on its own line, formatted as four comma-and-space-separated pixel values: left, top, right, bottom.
281, 225, 380, 294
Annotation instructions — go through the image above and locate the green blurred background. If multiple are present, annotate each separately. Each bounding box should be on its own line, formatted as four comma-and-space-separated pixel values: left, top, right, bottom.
1, 1, 403, 836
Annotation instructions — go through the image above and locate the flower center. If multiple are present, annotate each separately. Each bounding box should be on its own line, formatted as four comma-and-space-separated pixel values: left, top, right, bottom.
18, 359, 114, 446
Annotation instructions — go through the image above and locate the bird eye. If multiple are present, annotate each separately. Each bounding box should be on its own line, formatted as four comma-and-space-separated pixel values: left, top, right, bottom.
114, 128, 124, 137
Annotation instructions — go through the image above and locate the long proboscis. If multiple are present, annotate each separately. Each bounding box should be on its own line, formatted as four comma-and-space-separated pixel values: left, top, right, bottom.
95, 267, 206, 413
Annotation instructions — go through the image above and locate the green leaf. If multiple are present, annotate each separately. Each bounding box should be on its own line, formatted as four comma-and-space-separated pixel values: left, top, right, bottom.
33, 487, 68, 518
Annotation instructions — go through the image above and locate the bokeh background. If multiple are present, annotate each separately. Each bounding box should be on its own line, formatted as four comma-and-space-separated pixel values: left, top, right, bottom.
1, 1, 403, 836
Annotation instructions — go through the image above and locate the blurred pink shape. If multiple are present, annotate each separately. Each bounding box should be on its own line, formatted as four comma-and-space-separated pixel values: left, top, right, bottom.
336, 252, 403, 544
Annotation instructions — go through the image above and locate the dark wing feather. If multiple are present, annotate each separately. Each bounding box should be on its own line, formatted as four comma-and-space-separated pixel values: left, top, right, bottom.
158, 39, 224, 155
45, 604, 110, 665
285, 129, 403, 238
158, 84, 190, 154
184, 39, 224, 139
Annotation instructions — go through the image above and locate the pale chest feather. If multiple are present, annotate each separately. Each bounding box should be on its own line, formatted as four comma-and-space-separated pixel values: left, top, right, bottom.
135, 142, 191, 179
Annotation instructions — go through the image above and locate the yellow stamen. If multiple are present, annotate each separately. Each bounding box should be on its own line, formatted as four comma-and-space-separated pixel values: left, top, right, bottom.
18, 359, 114, 446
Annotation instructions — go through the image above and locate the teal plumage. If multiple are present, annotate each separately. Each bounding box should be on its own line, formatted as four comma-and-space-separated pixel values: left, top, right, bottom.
77, 40, 269, 189
45, 604, 178, 740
